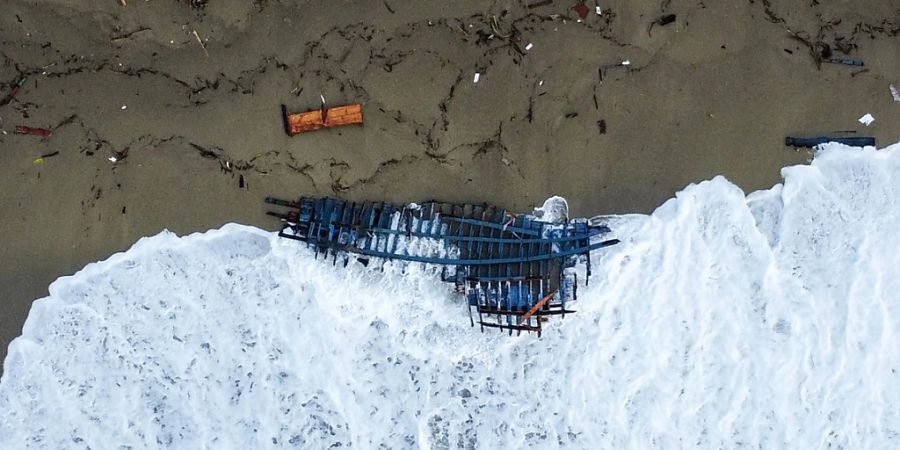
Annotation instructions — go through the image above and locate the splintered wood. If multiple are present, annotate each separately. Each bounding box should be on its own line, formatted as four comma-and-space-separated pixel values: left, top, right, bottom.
283, 104, 363, 135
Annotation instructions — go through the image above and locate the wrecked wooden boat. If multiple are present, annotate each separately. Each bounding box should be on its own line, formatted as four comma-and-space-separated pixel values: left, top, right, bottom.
281, 103, 363, 135
265, 196, 619, 335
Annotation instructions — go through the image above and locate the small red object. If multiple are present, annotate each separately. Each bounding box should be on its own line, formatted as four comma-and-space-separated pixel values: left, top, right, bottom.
15, 126, 52, 137
572, 2, 589, 19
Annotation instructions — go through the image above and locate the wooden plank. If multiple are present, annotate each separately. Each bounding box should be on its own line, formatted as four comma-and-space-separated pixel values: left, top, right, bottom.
284, 104, 363, 135
518, 290, 558, 326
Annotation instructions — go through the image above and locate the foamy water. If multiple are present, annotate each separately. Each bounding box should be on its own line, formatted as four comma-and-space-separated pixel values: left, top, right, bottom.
2, 143, 899, 449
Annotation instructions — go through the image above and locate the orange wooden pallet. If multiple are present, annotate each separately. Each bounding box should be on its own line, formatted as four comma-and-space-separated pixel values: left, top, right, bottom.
281, 103, 363, 136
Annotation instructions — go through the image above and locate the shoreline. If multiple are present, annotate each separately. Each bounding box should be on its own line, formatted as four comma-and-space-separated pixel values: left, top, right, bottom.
1, 0, 898, 371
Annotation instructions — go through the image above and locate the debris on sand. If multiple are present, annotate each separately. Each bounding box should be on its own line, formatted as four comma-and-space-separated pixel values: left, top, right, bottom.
572, 3, 589, 20
281, 103, 364, 136
858, 113, 874, 126
890, 84, 900, 102
825, 58, 864, 67
0, 75, 27, 107
15, 126, 52, 137
192, 29, 209, 57
527, 0, 553, 8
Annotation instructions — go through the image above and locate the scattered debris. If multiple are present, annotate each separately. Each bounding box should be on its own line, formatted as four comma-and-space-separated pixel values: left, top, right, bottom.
851, 69, 869, 77
191, 29, 209, 57
281, 103, 364, 136
239, 174, 245, 189
649, 14, 677, 35
118, 0, 127, 6
538, 80, 544, 86
658, 14, 676, 26
121, 105, 127, 110
572, 2, 589, 20
826, 58, 864, 67
596, 6, 602, 15
108, 156, 118, 163
785, 136, 875, 148
527, 0, 553, 8
32, 157, 44, 164
40, 151, 59, 158
787, 31, 832, 69
15, 126, 52, 137
525, 43, 534, 51
0, 75, 27, 107
599, 60, 631, 81
565, 112, 578, 118
890, 84, 900, 102
597, 119, 607, 134
111, 27, 151, 43
122, 206, 127, 214
473, 72, 480, 83
382, 1, 395, 14
858, 113, 875, 126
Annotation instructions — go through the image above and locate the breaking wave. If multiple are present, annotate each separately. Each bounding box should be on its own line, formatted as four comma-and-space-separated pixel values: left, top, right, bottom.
2, 142, 899, 448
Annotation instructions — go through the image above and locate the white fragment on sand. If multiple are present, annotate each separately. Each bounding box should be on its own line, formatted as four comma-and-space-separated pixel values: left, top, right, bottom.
596, 6, 603, 15
488, 33, 495, 39
501, 157, 511, 166
890, 84, 900, 102
473, 72, 480, 83
539, 80, 544, 86
622, 60, 631, 66
320, 94, 326, 105
108, 156, 117, 163
1, 130, 7, 135
525, 43, 533, 51
858, 113, 875, 126
121, 105, 127, 110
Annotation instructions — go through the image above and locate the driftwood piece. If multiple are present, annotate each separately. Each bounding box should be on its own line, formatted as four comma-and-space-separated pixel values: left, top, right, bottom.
281, 104, 363, 136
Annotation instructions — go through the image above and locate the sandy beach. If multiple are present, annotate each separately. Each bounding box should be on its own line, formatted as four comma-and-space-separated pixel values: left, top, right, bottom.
1, 0, 897, 370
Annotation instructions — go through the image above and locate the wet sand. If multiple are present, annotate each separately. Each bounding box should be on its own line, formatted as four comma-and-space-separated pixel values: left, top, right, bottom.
1, 0, 898, 370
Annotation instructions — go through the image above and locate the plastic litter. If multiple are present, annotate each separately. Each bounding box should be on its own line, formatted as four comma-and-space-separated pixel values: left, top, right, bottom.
473, 73, 480, 83
858, 113, 875, 126
15, 126, 52, 137
890, 84, 900, 102
826, 58, 864, 67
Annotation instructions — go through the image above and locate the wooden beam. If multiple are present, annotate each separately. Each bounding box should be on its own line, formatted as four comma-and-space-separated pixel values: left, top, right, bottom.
283, 104, 363, 135
518, 290, 558, 326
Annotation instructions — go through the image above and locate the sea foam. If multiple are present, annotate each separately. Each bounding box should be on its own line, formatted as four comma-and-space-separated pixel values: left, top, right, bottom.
1, 143, 899, 449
